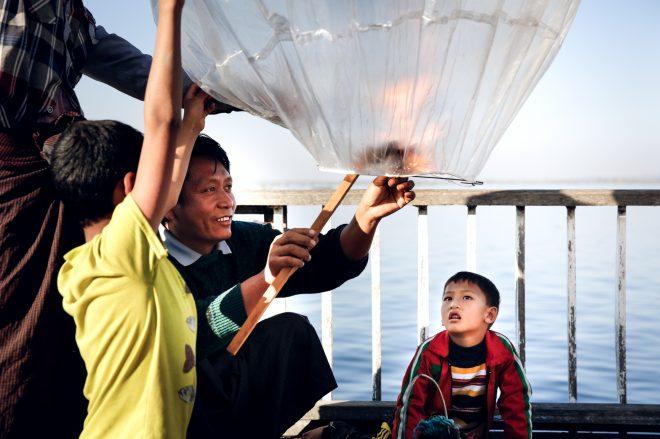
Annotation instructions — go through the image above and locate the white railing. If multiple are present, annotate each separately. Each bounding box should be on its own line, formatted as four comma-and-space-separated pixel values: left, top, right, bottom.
236, 188, 660, 405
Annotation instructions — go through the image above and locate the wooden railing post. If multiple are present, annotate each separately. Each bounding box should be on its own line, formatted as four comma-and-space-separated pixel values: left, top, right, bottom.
567, 206, 578, 403
417, 206, 429, 344
615, 206, 627, 403
515, 206, 526, 365
467, 205, 477, 271
371, 227, 382, 401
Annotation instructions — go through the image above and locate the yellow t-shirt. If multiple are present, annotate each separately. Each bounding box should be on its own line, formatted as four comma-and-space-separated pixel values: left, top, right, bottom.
58, 195, 197, 439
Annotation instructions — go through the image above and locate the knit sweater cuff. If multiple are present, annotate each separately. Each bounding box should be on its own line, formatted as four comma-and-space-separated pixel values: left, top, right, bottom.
206, 284, 247, 346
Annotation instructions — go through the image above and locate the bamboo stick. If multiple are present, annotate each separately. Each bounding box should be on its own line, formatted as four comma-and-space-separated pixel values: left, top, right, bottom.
226, 174, 359, 355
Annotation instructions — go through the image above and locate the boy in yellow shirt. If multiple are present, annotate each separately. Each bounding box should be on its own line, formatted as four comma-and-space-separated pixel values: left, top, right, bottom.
51, 0, 215, 436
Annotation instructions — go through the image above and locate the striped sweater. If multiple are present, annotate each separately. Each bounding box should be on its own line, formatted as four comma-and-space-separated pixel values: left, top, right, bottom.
392, 330, 532, 439
448, 340, 488, 436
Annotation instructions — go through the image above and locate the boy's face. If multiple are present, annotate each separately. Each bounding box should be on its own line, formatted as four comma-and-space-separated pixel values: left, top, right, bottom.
165, 156, 235, 255
441, 280, 498, 346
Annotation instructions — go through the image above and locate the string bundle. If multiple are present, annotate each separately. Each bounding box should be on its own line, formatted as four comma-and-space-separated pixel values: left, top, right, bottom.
402, 373, 461, 439
413, 415, 460, 439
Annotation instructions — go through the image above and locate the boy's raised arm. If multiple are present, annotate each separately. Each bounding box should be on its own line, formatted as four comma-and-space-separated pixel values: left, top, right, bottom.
167, 83, 215, 210
131, 0, 184, 231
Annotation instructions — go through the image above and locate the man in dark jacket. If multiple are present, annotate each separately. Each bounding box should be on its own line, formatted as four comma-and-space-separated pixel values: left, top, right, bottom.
161, 134, 416, 438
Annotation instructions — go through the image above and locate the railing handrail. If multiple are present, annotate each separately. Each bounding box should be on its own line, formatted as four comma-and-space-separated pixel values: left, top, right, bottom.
236, 188, 660, 207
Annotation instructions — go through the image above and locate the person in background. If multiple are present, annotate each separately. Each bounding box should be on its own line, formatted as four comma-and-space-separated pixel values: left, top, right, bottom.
51, 0, 213, 435
392, 271, 532, 439
0, 1, 235, 436
161, 134, 416, 438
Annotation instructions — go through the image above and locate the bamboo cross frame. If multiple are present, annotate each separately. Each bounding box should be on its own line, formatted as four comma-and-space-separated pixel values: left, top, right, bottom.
226, 173, 359, 355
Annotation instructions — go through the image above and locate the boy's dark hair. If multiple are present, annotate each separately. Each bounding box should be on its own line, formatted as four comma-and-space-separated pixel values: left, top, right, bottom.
190, 134, 230, 173
444, 271, 500, 308
51, 120, 143, 227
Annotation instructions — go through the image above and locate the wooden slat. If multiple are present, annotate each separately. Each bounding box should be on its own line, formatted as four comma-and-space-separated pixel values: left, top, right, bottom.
414, 189, 660, 207
526, 403, 660, 430
417, 206, 429, 344
272, 206, 286, 231
467, 205, 477, 271
371, 228, 382, 401
566, 206, 577, 403
297, 400, 394, 421
236, 189, 660, 207
515, 206, 526, 365
293, 400, 660, 432
615, 206, 627, 403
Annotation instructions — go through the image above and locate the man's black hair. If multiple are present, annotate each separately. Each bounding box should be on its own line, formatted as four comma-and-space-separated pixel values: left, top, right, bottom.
171, 134, 231, 210
51, 120, 143, 227
444, 271, 500, 308
190, 133, 230, 173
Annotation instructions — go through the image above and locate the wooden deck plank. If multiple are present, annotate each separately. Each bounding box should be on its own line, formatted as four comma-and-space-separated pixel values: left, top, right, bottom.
286, 401, 660, 435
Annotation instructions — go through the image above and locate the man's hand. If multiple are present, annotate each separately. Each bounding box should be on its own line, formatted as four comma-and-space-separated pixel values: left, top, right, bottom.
264, 228, 319, 284
356, 176, 416, 226
208, 98, 242, 115
340, 176, 415, 261
181, 84, 214, 135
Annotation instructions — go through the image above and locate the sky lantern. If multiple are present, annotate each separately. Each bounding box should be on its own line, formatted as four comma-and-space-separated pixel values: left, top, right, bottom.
175, 0, 580, 182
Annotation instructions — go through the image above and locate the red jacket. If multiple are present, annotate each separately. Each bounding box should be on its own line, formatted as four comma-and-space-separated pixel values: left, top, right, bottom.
392, 330, 532, 439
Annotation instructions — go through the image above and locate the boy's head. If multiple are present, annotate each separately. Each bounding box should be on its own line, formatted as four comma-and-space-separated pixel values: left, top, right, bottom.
441, 271, 500, 345
163, 134, 235, 255
444, 271, 500, 308
51, 120, 143, 227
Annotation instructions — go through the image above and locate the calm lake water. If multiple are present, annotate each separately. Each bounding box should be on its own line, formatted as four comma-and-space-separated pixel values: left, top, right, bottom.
248, 183, 660, 404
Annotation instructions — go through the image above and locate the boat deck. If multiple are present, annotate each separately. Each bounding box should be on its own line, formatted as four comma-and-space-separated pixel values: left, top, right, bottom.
283, 400, 660, 438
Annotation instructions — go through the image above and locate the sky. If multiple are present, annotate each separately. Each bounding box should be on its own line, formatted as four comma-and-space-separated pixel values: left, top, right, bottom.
78, 0, 660, 189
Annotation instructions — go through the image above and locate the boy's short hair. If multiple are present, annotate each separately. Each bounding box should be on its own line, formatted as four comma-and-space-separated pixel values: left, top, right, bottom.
190, 134, 230, 173
444, 271, 500, 308
51, 120, 143, 227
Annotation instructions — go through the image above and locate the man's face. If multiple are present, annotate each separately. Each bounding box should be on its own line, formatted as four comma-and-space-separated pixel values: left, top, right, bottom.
165, 156, 235, 255
441, 280, 497, 344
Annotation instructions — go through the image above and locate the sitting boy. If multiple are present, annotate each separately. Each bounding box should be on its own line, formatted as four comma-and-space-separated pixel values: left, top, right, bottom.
51, 0, 214, 436
392, 271, 532, 439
